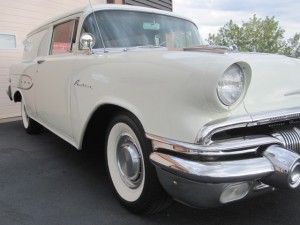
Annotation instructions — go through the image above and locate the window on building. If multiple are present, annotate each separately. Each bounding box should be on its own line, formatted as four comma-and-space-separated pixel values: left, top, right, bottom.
0, 33, 17, 49
50, 20, 78, 55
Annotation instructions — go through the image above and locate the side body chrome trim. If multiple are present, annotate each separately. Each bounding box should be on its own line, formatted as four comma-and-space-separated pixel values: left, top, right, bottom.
284, 89, 300, 96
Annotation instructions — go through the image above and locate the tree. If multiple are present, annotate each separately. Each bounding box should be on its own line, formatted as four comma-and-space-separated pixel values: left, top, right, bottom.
208, 15, 291, 55
281, 33, 300, 58
207, 19, 243, 49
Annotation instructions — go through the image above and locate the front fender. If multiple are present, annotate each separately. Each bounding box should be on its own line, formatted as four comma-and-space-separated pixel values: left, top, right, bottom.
70, 51, 249, 149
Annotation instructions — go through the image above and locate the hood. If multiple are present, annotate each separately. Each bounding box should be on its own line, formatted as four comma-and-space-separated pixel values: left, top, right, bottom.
229, 53, 300, 114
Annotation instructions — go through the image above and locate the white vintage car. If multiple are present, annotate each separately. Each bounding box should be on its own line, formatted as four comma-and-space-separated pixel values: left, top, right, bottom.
7, 4, 300, 214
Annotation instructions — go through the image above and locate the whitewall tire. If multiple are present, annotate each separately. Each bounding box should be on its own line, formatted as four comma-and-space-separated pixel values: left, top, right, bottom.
21, 99, 42, 134
106, 112, 170, 214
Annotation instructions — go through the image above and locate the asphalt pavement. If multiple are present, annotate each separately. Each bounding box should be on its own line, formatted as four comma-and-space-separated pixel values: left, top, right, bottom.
1, 120, 300, 225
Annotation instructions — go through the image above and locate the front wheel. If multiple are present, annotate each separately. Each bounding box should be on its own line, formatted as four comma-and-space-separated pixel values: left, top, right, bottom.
106, 113, 170, 214
21, 99, 42, 134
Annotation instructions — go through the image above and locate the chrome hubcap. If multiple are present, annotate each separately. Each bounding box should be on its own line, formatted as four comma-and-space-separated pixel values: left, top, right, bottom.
117, 135, 142, 189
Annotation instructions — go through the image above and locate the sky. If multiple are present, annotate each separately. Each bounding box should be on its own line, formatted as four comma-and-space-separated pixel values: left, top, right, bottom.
173, 0, 300, 40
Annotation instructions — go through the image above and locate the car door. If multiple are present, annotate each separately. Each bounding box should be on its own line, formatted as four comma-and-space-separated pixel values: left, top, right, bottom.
35, 19, 78, 139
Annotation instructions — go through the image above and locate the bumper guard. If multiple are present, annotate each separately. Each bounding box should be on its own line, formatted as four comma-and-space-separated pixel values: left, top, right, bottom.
147, 134, 300, 208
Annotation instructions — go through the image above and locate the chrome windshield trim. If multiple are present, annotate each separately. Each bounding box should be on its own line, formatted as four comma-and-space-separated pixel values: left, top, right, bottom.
146, 133, 281, 156
196, 107, 300, 145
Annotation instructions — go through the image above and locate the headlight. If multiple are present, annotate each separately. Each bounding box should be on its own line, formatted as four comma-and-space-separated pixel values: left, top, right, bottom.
217, 64, 245, 106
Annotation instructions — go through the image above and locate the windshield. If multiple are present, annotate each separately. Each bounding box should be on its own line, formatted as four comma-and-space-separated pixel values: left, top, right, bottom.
81, 10, 204, 49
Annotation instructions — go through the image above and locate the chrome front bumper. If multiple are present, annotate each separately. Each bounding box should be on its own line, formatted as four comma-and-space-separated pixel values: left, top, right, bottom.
154, 168, 274, 208
147, 134, 300, 208
150, 152, 274, 184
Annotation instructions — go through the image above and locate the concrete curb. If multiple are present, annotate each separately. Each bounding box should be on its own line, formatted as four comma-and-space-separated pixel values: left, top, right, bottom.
0, 116, 21, 124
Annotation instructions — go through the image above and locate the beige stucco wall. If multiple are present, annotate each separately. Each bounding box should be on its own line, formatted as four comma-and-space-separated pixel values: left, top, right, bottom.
0, 0, 106, 119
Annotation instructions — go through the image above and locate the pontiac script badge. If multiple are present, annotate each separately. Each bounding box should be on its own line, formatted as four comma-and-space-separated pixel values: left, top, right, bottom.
74, 79, 93, 89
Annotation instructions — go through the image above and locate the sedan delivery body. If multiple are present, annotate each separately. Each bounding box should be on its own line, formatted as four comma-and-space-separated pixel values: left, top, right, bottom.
7, 4, 300, 214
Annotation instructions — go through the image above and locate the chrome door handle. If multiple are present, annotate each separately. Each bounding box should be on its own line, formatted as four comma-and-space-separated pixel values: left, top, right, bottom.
37, 60, 45, 64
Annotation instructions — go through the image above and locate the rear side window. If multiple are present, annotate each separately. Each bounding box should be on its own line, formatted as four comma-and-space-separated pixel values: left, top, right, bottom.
50, 20, 78, 55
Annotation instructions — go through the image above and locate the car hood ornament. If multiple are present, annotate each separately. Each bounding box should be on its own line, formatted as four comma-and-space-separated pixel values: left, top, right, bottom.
183, 45, 239, 54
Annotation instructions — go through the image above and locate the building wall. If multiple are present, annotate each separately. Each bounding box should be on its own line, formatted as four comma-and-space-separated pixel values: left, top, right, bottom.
0, 0, 106, 119
124, 0, 172, 11
0, 0, 172, 119
108, 0, 172, 11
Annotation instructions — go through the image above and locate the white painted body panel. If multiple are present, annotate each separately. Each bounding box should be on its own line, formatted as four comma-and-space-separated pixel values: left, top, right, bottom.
70, 50, 249, 147
229, 53, 300, 113
8, 4, 300, 150
35, 54, 76, 139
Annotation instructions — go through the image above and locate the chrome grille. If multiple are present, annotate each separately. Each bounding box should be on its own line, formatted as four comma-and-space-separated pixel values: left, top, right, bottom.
272, 125, 300, 153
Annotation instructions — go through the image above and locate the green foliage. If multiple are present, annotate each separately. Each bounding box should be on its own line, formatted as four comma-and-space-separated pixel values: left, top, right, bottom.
281, 33, 300, 58
208, 20, 243, 48
207, 15, 299, 58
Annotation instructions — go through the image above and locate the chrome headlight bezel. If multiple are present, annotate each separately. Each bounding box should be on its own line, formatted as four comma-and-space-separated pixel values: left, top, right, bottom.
217, 64, 245, 106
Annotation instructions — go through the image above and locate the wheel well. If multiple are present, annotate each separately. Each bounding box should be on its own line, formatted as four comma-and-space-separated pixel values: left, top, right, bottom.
14, 91, 22, 102
81, 104, 138, 153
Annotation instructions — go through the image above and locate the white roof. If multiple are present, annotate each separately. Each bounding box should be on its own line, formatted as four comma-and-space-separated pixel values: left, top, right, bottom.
28, 4, 193, 36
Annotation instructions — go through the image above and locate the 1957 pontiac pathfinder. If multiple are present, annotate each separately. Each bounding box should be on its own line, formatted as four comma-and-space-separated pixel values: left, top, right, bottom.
7, 4, 300, 214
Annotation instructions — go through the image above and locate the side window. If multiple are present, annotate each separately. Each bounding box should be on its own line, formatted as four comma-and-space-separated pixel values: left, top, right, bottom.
81, 15, 103, 49
50, 20, 78, 55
